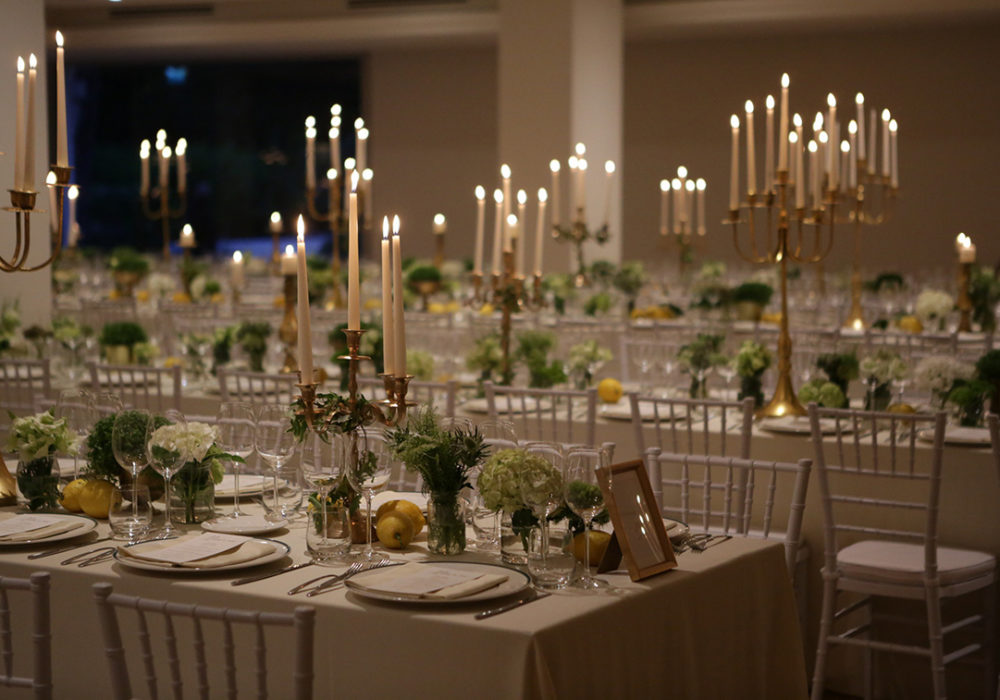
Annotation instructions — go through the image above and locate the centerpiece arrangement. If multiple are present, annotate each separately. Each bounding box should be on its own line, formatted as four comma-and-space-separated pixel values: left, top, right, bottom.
6, 411, 79, 510
733, 340, 772, 408
859, 348, 907, 411
677, 334, 727, 399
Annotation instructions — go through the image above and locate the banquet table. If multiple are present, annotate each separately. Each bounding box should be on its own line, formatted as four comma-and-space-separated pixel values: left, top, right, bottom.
0, 511, 807, 699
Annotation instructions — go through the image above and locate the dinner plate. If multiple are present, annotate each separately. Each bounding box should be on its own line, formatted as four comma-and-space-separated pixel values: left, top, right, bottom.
201, 515, 288, 535
759, 416, 851, 435
113, 537, 290, 573
600, 402, 687, 422
345, 560, 530, 605
461, 397, 550, 414
0, 513, 98, 546
918, 426, 990, 446
214, 474, 270, 498
664, 518, 690, 542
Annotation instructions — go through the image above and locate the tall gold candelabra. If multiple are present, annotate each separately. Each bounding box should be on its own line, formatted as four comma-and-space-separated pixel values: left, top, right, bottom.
840, 159, 897, 330
552, 207, 609, 287
730, 171, 837, 418
2, 165, 72, 272
141, 179, 186, 262
957, 260, 973, 333
279, 273, 298, 374
303, 180, 350, 307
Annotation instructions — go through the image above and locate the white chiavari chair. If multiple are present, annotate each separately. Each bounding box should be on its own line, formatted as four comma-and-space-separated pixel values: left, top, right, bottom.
87, 362, 181, 413
0, 572, 51, 700
92, 583, 315, 700
216, 368, 298, 406
80, 298, 137, 330
0, 357, 51, 417
482, 381, 597, 447
627, 393, 753, 461
808, 404, 996, 700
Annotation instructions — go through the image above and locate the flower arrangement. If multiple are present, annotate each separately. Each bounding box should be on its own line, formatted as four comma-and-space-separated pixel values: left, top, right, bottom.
567, 339, 613, 390
914, 289, 954, 329
913, 356, 974, 409
237, 321, 272, 372
690, 261, 729, 310
733, 340, 772, 408
146, 272, 177, 301
541, 273, 576, 315
478, 448, 558, 514
612, 261, 647, 313
967, 266, 1000, 334
677, 334, 727, 398
583, 291, 613, 316
816, 353, 859, 396
84, 411, 169, 489
864, 272, 905, 294
860, 349, 907, 410
6, 412, 79, 510
406, 349, 435, 381
798, 380, 847, 409
975, 350, 1000, 414
150, 421, 239, 523
132, 341, 159, 367
946, 379, 993, 427
731, 281, 774, 307
98, 321, 148, 348
108, 247, 150, 276
466, 334, 504, 386
516, 330, 566, 389
211, 325, 237, 374
0, 300, 25, 357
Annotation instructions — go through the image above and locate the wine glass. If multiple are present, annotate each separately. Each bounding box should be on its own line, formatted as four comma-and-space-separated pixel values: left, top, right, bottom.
92, 392, 124, 418
254, 404, 297, 523
55, 389, 95, 480
520, 443, 566, 588
563, 445, 611, 591
146, 411, 187, 537
112, 409, 152, 528
212, 402, 256, 521
345, 430, 392, 562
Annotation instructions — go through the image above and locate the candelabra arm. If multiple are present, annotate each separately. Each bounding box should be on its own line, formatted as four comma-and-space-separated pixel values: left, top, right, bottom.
2, 166, 72, 273
168, 190, 187, 220
304, 186, 328, 223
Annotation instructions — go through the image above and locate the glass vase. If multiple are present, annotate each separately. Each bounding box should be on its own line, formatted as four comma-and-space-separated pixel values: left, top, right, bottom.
865, 382, 893, 412
169, 460, 216, 524
16, 455, 60, 511
500, 508, 538, 565
738, 374, 764, 408
306, 496, 351, 564
427, 494, 466, 555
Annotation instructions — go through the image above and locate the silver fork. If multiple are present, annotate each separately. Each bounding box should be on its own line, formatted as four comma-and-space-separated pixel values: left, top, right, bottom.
287, 561, 363, 596
305, 559, 402, 598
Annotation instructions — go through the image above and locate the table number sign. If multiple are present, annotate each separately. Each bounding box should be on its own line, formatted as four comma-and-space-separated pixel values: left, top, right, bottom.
597, 460, 676, 582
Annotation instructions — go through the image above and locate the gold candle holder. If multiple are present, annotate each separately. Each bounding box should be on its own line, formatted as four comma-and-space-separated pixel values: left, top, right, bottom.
433, 233, 445, 269
957, 260, 973, 333
552, 206, 610, 286
730, 170, 838, 418
141, 177, 186, 263
279, 273, 298, 374
487, 249, 545, 383
304, 181, 345, 307
1, 164, 72, 273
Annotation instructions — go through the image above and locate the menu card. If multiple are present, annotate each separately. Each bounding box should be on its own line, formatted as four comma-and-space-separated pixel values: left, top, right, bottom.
141, 533, 248, 564
0, 514, 66, 538
368, 566, 487, 595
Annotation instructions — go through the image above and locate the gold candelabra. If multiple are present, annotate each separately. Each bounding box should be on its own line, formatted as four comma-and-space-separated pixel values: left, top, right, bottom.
552, 207, 609, 286
141, 178, 186, 262
730, 170, 837, 418
304, 179, 346, 307
957, 260, 973, 333
839, 159, 897, 330
279, 273, 299, 374
2, 165, 72, 273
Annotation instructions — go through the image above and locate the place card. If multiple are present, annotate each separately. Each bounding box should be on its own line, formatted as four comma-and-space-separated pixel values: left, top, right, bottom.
0, 514, 66, 538
144, 533, 248, 564
368, 566, 485, 595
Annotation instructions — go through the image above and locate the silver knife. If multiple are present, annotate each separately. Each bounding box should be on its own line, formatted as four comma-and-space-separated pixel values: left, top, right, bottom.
28, 536, 111, 559
232, 562, 314, 586
475, 590, 550, 619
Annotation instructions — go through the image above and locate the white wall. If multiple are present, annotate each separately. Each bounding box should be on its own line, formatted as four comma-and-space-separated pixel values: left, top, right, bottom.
0, 0, 51, 325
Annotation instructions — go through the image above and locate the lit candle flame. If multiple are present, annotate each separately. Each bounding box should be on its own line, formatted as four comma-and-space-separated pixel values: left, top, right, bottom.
659, 179, 670, 192
475, 185, 485, 200
493, 189, 503, 204
351, 170, 360, 192
677, 165, 688, 178
382, 216, 389, 239
696, 178, 706, 191
538, 187, 548, 202
305, 116, 316, 129
55, 30, 64, 47
766, 95, 775, 110
517, 189, 527, 205
392, 215, 400, 235
270, 211, 282, 224
434, 213, 446, 225
549, 159, 561, 173
67, 184, 78, 199
500, 163, 511, 179
233, 250, 242, 263
574, 142, 586, 156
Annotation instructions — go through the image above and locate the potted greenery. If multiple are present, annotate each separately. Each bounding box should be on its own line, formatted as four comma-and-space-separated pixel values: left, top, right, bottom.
541, 273, 575, 315
566, 340, 612, 390
466, 334, 504, 388
84, 411, 168, 495
913, 356, 974, 410
387, 408, 487, 555
583, 291, 613, 316
859, 349, 907, 411
108, 247, 150, 297
677, 334, 727, 398
612, 261, 647, 315
515, 330, 566, 389
975, 350, 1000, 414
816, 352, 859, 398
98, 321, 148, 364
236, 321, 272, 372
968, 266, 1000, 335
5, 412, 79, 510
211, 325, 237, 375
947, 379, 993, 427
733, 340, 772, 408
798, 379, 847, 409
864, 272, 905, 294
731, 282, 773, 322
407, 264, 443, 311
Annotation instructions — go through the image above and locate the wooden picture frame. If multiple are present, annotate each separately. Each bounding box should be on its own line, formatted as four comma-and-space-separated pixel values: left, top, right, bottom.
597, 459, 676, 582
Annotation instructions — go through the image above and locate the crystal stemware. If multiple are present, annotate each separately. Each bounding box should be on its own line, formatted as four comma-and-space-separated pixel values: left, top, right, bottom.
521, 443, 566, 588
473, 420, 518, 552
302, 433, 349, 564
111, 409, 152, 528
345, 430, 392, 563
213, 402, 256, 521
254, 404, 297, 522
55, 389, 95, 480
563, 445, 612, 591
146, 410, 187, 537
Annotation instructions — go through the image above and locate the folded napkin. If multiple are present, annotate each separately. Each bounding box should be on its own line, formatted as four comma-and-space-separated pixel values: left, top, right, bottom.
357, 564, 509, 600
117, 534, 275, 569
426, 573, 508, 600
0, 519, 85, 542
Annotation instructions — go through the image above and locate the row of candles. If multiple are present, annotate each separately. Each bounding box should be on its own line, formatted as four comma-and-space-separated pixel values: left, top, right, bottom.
139, 129, 188, 198
657, 166, 707, 236
728, 74, 899, 211
304, 106, 374, 223
547, 143, 616, 229
11, 31, 69, 192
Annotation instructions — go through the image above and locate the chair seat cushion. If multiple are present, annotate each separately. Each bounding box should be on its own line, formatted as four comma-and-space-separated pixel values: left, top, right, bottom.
838, 540, 996, 586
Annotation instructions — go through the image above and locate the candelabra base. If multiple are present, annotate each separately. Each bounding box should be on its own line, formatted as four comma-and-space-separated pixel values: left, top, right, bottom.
755, 374, 806, 419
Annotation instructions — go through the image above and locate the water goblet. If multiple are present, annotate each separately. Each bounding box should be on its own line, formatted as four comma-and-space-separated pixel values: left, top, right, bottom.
55, 389, 95, 480
302, 433, 350, 564
111, 409, 152, 528
520, 443, 566, 589
213, 402, 256, 521
345, 431, 392, 563
145, 412, 188, 538
563, 445, 612, 591
254, 404, 297, 523
109, 484, 152, 543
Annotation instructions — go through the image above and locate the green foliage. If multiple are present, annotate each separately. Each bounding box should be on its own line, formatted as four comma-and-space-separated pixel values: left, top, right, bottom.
236, 321, 272, 372
211, 325, 238, 371
731, 281, 773, 306
816, 352, 859, 394
968, 266, 1000, 334
588, 260, 616, 287
98, 321, 148, 347
864, 272, 905, 293
975, 350, 1000, 384
466, 334, 504, 380
583, 291, 612, 316
387, 407, 487, 496
947, 378, 993, 427
108, 247, 150, 276
677, 334, 727, 373
16, 456, 60, 511
84, 411, 169, 487
203, 280, 222, 296
513, 330, 566, 387
407, 264, 443, 285
179, 257, 208, 291
407, 349, 435, 381
612, 261, 647, 299
798, 379, 848, 408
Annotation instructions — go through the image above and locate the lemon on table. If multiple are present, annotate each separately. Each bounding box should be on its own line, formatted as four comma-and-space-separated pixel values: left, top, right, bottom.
376, 499, 425, 536
597, 378, 624, 404
888, 403, 916, 414
897, 315, 923, 334
572, 530, 612, 565
78, 480, 119, 519
376, 511, 415, 549
59, 478, 87, 513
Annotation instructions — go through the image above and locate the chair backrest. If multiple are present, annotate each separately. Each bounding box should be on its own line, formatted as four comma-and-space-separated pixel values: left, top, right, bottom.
643, 449, 810, 576
87, 363, 181, 413
357, 377, 458, 419
807, 403, 947, 577
0, 357, 51, 420
92, 583, 315, 700
482, 381, 597, 447
0, 571, 51, 699
987, 413, 1000, 487
628, 392, 753, 460
81, 299, 137, 330
217, 368, 298, 406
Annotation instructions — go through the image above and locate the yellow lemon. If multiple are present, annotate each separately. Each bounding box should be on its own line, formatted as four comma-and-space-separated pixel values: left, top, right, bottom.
210, 293, 226, 304
136, 290, 151, 303
108, 289, 122, 300
428, 302, 445, 314
375, 511, 414, 549
444, 301, 461, 313
572, 530, 612, 566
172, 291, 191, 304
78, 480, 119, 519
377, 500, 425, 536
761, 312, 783, 325
897, 315, 923, 334
163, 356, 183, 369
597, 378, 624, 404
59, 478, 87, 513
479, 303, 494, 315
888, 403, 916, 414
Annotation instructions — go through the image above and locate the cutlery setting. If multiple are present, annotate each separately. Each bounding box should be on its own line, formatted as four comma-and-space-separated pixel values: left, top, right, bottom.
475, 588, 550, 619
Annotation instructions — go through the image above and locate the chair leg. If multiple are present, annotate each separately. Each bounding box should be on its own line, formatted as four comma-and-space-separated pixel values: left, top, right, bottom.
863, 598, 874, 700
811, 573, 839, 700
983, 582, 996, 700
925, 581, 947, 700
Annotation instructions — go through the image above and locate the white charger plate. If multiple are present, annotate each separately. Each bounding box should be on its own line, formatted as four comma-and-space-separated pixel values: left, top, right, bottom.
759, 416, 851, 435
201, 515, 288, 536
918, 426, 990, 446
0, 513, 98, 546
113, 537, 289, 573
345, 560, 530, 605
461, 397, 550, 415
